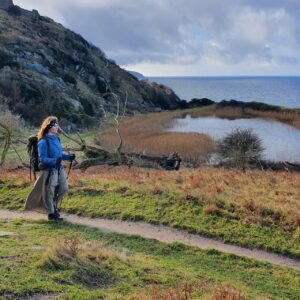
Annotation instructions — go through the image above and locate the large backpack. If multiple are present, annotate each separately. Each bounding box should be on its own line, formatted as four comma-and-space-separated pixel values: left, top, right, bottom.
27, 135, 50, 180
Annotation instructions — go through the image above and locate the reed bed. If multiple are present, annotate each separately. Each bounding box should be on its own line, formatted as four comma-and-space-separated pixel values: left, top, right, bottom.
96, 110, 216, 164
95, 105, 300, 166
188, 106, 300, 129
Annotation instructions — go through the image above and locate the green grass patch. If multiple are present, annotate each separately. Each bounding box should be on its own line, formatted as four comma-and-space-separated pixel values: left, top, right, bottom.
0, 218, 299, 299
0, 179, 299, 259
62, 188, 300, 258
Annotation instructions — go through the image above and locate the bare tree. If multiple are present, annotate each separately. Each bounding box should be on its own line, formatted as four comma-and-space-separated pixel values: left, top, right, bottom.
0, 122, 11, 167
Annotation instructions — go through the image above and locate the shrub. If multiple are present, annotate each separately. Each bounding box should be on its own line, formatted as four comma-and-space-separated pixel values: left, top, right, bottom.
0, 107, 25, 136
217, 128, 264, 170
62, 73, 77, 85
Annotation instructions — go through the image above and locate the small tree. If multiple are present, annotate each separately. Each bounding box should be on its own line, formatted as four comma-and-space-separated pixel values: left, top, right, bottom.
217, 128, 264, 170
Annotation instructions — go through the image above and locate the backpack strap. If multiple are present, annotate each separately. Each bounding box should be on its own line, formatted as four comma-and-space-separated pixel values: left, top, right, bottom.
44, 136, 51, 158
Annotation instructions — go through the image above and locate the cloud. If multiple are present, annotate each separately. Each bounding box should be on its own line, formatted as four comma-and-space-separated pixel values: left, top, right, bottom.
14, 0, 300, 75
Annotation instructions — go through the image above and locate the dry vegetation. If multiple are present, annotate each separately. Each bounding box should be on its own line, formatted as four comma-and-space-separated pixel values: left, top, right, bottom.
95, 105, 300, 167
73, 165, 300, 229
96, 110, 216, 164
1, 165, 299, 230
188, 106, 300, 129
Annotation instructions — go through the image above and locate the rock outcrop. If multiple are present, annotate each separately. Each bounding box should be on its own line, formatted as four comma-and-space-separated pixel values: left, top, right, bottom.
0, 3, 181, 126
0, 0, 13, 10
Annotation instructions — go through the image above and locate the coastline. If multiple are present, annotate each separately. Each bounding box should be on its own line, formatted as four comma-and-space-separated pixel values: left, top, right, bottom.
96, 101, 300, 168
148, 76, 300, 109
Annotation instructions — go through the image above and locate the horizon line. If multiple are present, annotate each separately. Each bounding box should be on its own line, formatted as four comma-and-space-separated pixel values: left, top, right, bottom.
146, 75, 300, 78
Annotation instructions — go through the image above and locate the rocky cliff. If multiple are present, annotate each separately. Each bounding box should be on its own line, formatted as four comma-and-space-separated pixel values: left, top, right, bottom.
0, 0, 12, 10
0, 2, 181, 126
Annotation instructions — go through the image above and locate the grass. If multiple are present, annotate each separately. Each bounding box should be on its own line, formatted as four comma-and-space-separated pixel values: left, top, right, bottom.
1, 108, 299, 259
95, 105, 300, 165
95, 110, 216, 165
3, 105, 300, 169
0, 166, 299, 258
187, 105, 300, 129
0, 218, 299, 299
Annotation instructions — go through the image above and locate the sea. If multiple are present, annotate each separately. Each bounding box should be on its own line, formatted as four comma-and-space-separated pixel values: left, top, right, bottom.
149, 76, 300, 109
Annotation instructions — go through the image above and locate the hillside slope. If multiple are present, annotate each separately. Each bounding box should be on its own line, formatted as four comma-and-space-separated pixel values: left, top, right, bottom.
0, 3, 181, 126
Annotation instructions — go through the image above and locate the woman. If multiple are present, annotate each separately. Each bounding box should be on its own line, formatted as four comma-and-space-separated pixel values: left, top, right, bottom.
25, 116, 75, 221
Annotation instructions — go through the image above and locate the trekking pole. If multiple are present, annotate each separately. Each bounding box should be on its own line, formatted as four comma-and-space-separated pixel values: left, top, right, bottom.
67, 159, 73, 179
58, 159, 73, 211
29, 156, 32, 181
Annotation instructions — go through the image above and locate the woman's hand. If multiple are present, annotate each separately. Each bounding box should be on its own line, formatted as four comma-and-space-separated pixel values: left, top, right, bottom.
69, 154, 76, 161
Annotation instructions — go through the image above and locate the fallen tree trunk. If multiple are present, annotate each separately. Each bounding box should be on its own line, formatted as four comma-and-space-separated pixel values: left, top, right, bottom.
59, 129, 181, 171
73, 151, 181, 171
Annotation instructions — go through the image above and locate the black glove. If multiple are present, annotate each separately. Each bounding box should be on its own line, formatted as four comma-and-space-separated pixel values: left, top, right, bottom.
69, 154, 76, 161
55, 157, 62, 169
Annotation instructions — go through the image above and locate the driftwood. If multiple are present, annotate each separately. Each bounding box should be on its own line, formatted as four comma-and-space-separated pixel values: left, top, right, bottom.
126, 152, 181, 170
59, 128, 181, 171
73, 152, 181, 171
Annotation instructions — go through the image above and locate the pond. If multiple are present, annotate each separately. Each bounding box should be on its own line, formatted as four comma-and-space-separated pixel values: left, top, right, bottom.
168, 115, 300, 163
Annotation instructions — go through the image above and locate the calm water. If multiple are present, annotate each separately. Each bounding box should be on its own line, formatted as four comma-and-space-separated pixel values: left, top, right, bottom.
150, 76, 300, 108
169, 115, 300, 163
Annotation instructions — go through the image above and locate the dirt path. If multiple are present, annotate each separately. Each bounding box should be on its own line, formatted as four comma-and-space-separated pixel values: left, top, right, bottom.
0, 208, 299, 271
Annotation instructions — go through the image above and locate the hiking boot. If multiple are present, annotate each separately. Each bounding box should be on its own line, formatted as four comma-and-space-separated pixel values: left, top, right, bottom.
54, 207, 61, 218
48, 213, 63, 221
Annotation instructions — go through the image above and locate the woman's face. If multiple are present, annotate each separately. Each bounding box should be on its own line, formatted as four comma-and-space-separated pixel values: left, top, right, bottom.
48, 123, 59, 135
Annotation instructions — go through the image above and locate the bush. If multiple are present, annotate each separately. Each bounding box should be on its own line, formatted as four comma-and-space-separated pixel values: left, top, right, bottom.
217, 128, 264, 170
62, 73, 77, 85
0, 107, 25, 136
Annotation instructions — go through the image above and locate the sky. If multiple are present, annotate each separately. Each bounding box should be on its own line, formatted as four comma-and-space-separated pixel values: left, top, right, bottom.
14, 0, 300, 76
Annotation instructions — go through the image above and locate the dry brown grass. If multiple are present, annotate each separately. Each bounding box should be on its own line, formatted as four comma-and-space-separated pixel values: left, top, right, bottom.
188, 106, 300, 129
210, 283, 247, 300
71, 165, 300, 229
39, 237, 126, 288
41, 237, 127, 266
95, 105, 300, 167
132, 280, 247, 300
96, 111, 215, 164
132, 278, 211, 300
1, 163, 299, 230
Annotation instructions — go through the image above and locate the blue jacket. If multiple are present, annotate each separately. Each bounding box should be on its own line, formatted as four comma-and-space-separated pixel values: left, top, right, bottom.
38, 134, 72, 168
